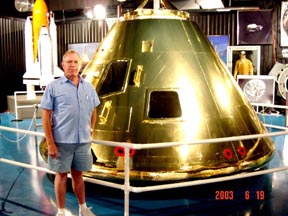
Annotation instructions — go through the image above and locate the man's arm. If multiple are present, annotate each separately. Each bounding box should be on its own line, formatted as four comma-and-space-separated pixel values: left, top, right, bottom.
234, 61, 239, 79
42, 108, 58, 158
249, 61, 254, 75
90, 108, 97, 135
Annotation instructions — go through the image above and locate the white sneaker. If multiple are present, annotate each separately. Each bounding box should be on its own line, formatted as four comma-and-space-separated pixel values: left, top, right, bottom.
56, 213, 65, 216
79, 207, 96, 216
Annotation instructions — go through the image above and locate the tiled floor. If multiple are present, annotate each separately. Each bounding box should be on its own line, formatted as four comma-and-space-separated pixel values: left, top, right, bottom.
0, 112, 288, 216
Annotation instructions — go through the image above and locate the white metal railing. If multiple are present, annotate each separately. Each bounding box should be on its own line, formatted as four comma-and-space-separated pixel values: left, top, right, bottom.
252, 103, 288, 110
13, 91, 44, 120
1, 124, 288, 216
253, 103, 288, 126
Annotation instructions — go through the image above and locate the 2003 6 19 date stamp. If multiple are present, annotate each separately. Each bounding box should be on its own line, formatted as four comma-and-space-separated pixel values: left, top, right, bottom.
215, 190, 265, 200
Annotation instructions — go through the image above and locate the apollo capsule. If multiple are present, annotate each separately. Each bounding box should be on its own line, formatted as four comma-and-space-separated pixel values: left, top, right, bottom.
40, 8, 275, 183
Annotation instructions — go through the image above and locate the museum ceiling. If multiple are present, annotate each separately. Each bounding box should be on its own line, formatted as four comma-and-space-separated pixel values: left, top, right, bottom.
0, 0, 280, 21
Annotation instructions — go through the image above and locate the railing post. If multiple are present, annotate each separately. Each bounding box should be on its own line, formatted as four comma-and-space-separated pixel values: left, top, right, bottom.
124, 146, 130, 216
286, 92, 288, 127
14, 91, 19, 120
32, 104, 39, 145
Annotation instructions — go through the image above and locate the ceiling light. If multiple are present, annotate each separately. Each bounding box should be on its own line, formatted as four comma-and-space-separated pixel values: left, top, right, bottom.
198, 0, 224, 9
93, 4, 106, 19
85, 9, 94, 19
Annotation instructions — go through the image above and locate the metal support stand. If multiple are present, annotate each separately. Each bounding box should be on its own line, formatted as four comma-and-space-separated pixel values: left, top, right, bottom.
32, 104, 39, 145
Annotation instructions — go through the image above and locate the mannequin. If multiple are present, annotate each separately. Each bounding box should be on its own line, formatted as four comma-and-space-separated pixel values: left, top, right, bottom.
233, 51, 254, 79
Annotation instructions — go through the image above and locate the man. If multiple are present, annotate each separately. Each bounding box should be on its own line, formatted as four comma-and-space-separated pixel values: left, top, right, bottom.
233, 50, 254, 79
41, 49, 100, 216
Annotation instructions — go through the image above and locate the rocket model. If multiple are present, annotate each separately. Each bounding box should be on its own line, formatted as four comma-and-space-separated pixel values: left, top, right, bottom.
39, 2, 275, 183
23, 0, 63, 99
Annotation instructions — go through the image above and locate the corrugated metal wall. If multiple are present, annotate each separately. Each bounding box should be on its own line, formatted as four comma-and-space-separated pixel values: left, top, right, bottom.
56, 20, 108, 63
0, 17, 26, 112
0, 5, 287, 112
191, 12, 237, 41
0, 19, 25, 76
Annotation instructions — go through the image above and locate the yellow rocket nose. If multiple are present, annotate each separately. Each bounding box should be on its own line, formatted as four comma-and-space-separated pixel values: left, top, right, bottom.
32, 0, 48, 62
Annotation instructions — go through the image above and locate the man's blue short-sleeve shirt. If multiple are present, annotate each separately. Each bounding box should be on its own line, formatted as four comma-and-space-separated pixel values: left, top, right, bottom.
40, 76, 100, 144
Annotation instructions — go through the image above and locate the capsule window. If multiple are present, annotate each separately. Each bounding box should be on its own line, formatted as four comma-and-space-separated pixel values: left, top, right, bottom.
148, 91, 182, 118
98, 60, 128, 96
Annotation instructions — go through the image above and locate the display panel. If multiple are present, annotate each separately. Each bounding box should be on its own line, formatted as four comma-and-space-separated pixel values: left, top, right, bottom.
237, 10, 272, 45
227, 46, 261, 77
68, 42, 100, 73
207, 35, 229, 64
281, 2, 288, 47
237, 75, 275, 106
